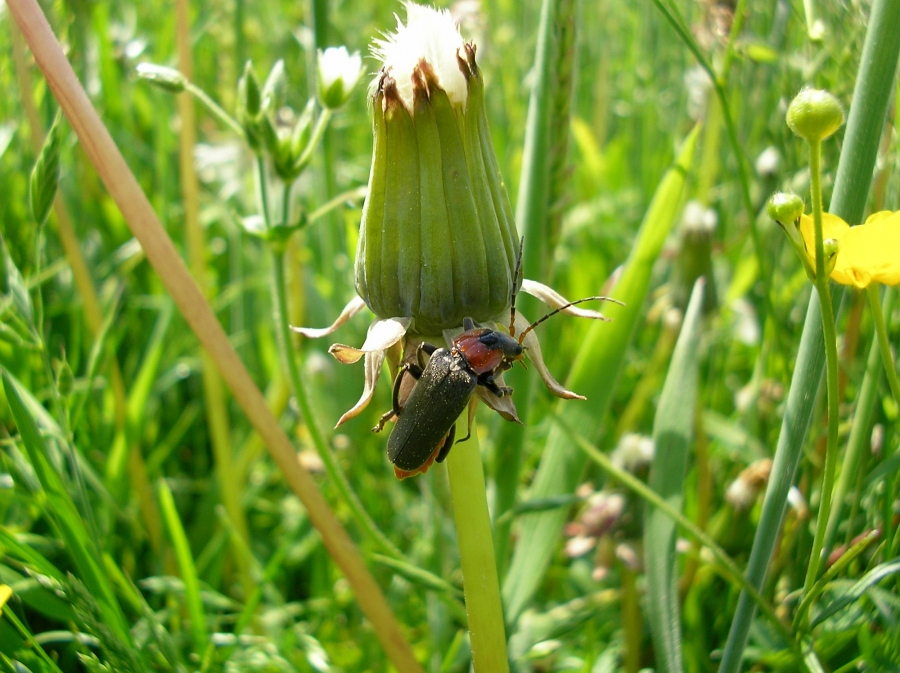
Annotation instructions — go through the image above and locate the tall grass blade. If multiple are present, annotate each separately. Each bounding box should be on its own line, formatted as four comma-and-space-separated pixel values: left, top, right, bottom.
718, 1, 900, 669
2, 372, 132, 648
157, 479, 209, 651
644, 279, 705, 673
503, 125, 700, 622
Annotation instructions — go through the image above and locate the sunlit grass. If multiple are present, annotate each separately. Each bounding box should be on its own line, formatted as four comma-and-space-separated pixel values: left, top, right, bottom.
2, 0, 899, 671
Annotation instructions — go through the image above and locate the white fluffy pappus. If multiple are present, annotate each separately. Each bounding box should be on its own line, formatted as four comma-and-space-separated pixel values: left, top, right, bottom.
371, 2, 469, 113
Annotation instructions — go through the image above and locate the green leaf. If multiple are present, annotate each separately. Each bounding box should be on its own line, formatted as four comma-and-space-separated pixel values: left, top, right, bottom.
157, 479, 209, 650
644, 279, 705, 673
2, 372, 132, 649
812, 559, 900, 627
29, 115, 62, 227
502, 125, 700, 622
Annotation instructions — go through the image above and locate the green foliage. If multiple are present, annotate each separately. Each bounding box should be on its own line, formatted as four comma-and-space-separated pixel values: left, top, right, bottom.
2, 0, 899, 672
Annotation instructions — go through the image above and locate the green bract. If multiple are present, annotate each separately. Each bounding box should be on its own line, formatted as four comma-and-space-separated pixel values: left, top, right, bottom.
355, 44, 518, 335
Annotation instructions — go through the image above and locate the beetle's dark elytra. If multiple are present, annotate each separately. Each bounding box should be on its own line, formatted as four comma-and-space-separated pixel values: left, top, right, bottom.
387, 348, 477, 471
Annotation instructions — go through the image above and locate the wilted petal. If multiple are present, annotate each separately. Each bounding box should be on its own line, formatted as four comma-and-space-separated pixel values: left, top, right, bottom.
328, 316, 411, 364
521, 279, 617, 321
476, 378, 522, 424
291, 296, 367, 338
514, 312, 586, 400
335, 349, 386, 427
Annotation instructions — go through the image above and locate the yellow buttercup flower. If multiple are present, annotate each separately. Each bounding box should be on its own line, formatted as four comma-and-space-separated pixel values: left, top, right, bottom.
798, 211, 900, 288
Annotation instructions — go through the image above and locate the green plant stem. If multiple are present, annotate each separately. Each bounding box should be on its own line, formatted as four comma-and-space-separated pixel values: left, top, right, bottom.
268, 249, 402, 559
794, 528, 879, 632
256, 153, 403, 559
719, 0, 900, 667
650, 0, 782, 363
257, 155, 273, 230
1, 605, 66, 673
867, 284, 900, 405
803, 138, 841, 596
31, 220, 102, 551
184, 81, 245, 137
297, 108, 332, 169
446, 421, 510, 673
281, 179, 294, 228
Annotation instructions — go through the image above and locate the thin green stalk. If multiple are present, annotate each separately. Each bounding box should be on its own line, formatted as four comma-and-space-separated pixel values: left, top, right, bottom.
259, 153, 407, 560
256, 155, 273, 231
803, 138, 841, 596
1, 604, 66, 673
158, 479, 209, 650
184, 81, 244, 137
794, 529, 879, 632
31, 221, 102, 551
446, 421, 509, 673
268, 249, 402, 559
650, 0, 782, 368
867, 285, 900, 405
296, 108, 332, 169
719, 2, 900, 667
281, 180, 294, 228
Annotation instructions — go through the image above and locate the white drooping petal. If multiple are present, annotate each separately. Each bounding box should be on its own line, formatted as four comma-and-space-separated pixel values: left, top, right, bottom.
328, 317, 411, 364
291, 296, 368, 338
372, 2, 468, 113
521, 279, 619, 321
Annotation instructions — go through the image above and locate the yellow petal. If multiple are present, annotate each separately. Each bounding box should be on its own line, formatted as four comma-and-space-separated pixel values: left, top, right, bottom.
832, 211, 900, 287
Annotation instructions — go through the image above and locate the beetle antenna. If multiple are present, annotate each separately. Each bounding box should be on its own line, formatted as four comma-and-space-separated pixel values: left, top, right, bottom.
509, 237, 525, 337
517, 296, 624, 344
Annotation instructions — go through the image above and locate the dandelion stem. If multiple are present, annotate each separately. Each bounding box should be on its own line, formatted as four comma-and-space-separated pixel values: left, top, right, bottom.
446, 420, 510, 672
803, 137, 841, 601
866, 284, 900, 406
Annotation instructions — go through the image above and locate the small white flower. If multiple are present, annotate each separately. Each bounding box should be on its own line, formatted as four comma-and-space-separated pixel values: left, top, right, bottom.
371, 2, 469, 113
611, 433, 655, 472
755, 146, 781, 178
317, 46, 363, 109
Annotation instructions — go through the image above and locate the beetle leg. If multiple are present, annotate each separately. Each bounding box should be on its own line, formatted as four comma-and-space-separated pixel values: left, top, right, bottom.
455, 397, 479, 444
416, 341, 437, 369
477, 370, 513, 398
372, 362, 423, 433
435, 422, 457, 463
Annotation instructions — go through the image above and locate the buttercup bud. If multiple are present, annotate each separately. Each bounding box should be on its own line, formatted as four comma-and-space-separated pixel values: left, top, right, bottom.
822, 238, 839, 275
356, 3, 517, 334
766, 191, 804, 225
786, 88, 845, 142
768, 192, 815, 280
317, 47, 363, 110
